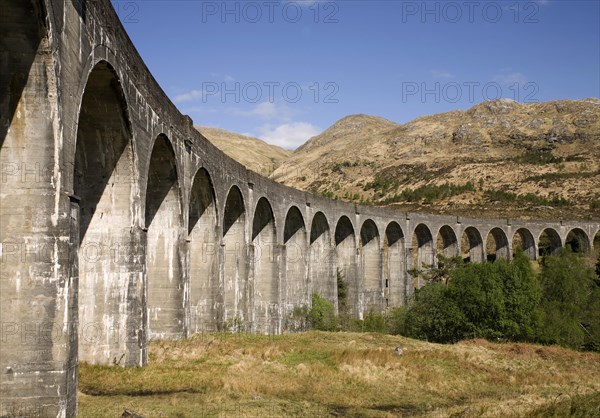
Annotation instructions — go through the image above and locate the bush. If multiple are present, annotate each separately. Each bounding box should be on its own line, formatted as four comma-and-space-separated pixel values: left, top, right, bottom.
308, 293, 337, 331
538, 250, 598, 350
402, 251, 542, 344
351, 310, 387, 333
500, 251, 542, 341
336, 269, 351, 329
404, 283, 470, 343
385, 306, 408, 335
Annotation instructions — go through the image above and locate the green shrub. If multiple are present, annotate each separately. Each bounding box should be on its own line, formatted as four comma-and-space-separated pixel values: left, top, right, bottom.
484, 189, 570, 206
401, 250, 542, 344
514, 150, 563, 165
385, 306, 408, 335
351, 311, 387, 333
404, 283, 470, 343
308, 293, 337, 331
538, 250, 598, 350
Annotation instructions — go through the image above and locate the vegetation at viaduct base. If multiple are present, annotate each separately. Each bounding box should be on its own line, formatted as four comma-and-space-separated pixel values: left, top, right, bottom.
305, 250, 600, 353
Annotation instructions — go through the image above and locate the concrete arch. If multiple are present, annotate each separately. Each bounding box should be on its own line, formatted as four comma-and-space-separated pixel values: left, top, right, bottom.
512, 228, 536, 260
538, 228, 562, 256
360, 219, 382, 315
188, 168, 218, 333
74, 61, 141, 365
461, 226, 485, 263
73, 49, 132, 140
310, 212, 334, 303
284, 206, 309, 313
384, 222, 406, 307
335, 216, 358, 317
565, 228, 591, 254
485, 227, 509, 261
145, 134, 184, 340
222, 185, 247, 328
411, 223, 434, 288
252, 197, 279, 333
436, 225, 459, 258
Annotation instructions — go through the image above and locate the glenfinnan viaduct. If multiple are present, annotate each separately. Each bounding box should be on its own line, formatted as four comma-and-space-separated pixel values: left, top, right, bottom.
1, 0, 599, 416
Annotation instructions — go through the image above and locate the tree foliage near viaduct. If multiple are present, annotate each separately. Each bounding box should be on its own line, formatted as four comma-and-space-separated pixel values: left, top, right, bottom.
397, 251, 600, 351
309, 251, 600, 352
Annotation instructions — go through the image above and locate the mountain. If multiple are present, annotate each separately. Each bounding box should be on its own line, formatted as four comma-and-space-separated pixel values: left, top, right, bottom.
270, 99, 600, 220
195, 126, 292, 177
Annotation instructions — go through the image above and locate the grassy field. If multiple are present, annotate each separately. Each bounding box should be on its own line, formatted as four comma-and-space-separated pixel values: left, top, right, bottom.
78, 332, 600, 417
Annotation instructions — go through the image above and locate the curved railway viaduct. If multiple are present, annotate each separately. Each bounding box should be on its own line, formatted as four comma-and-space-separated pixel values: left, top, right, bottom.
1, 0, 599, 415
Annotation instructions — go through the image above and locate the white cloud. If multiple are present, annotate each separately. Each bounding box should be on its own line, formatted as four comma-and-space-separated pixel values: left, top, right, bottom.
232, 102, 296, 121
257, 122, 321, 150
210, 72, 235, 82
173, 89, 204, 103
431, 70, 454, 79
493, 71, 528, 85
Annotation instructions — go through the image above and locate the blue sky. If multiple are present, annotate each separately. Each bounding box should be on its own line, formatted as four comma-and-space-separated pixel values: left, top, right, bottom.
114, 0, 600, 149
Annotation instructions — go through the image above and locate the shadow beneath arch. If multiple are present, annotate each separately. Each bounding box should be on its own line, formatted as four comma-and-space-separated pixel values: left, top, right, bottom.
0, 1, 46, 149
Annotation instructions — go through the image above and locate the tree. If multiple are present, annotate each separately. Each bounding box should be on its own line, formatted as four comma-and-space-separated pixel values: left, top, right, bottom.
404, 282, 470, 343
499, 250, 542, 341
538, 249, 597, 350
402, 250, 542, 344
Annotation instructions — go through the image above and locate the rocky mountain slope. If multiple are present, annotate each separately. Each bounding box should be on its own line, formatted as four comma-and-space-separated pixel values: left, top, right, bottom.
271, 99, 600, 220
196, 126, 291, 177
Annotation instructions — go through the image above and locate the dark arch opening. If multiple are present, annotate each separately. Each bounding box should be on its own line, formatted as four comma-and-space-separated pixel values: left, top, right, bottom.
360, 220, 381, 315
384, 222, 405, 307
145, 134, 183, 340
512, 228, 536, 259
538, 228, 562, 256
594, 230, 600, 251
145, 135, 178, 228
565, 228, 591, 254
436, 225, 459, 259
188, 168, 218, 333
222, 186, 247, 329
284, 207, 308, 318
252, 197, 278, 334
74, 61, 138, 365
411, 224, 434, 289
284, 206, 305, 243
335, 216, 357, 317
310, 212, 333, 303
461, 226, 484, 263
485, 228, 509, 262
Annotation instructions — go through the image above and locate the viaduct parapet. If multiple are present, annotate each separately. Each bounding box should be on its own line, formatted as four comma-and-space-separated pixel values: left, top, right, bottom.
1, 1, 599, 416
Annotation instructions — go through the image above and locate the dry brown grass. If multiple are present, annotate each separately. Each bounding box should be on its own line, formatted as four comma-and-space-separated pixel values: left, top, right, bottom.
78, 332, 600, 417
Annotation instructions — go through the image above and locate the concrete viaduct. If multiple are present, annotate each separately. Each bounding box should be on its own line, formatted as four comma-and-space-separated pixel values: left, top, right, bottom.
1, 0, 599, 416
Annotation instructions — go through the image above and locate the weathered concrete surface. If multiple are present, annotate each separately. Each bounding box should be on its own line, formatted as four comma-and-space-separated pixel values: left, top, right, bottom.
1, 0, 599, 416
